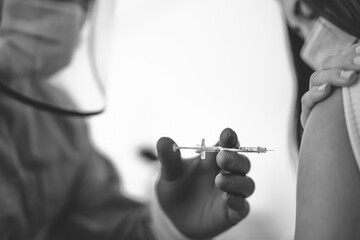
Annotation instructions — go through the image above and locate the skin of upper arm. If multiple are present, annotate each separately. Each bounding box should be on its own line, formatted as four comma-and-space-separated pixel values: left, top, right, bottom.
295, 88, 360, 240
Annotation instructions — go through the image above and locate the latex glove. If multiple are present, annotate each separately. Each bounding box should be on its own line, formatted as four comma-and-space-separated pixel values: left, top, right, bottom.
156, 128, 254, 239
301, 43, 360, 128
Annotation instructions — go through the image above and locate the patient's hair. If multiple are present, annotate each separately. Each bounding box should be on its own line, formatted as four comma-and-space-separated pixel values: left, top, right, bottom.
301, 0, 360, 38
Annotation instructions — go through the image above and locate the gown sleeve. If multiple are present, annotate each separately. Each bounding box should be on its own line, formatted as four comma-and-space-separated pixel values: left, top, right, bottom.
47, 149, 157, 240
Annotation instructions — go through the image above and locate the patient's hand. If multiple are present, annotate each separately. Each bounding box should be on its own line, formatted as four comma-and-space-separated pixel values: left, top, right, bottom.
301, 43, 360, 128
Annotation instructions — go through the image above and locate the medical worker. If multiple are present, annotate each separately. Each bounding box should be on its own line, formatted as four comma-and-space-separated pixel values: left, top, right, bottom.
0, 1, 254, 239
0, 0, 351, 239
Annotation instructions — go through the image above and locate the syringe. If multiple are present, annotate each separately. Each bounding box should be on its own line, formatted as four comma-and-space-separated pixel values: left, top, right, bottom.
173, 139, 272, 159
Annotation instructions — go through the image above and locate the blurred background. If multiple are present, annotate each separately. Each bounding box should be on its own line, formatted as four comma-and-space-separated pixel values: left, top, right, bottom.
88, 0, 297, 239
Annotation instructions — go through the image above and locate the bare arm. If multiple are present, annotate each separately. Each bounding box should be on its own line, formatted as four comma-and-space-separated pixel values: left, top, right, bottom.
295, 88, 360, 239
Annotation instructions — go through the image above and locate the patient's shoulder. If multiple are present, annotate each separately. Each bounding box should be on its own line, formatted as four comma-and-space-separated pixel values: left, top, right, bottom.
295, 88, 360, 240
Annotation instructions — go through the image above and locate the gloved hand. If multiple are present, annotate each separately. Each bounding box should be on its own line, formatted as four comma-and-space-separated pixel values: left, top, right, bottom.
156, 128, 255, 239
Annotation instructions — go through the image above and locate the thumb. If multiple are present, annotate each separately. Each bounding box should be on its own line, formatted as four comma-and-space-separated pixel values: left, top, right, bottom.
219, 128, 239, 148
157, 137, 183, 181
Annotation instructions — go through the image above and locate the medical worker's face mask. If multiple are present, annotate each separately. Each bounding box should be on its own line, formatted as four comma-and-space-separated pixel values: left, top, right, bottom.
301, 17, 358, 70
0, 0, 116, 116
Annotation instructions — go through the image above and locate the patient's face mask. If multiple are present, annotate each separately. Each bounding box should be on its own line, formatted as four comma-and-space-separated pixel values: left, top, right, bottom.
0, 0, 116, 116
301, 17, 358, 70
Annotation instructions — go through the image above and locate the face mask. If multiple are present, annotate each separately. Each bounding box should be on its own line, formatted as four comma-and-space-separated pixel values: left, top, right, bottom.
301, 17, 358, 70
1, 0, 84, 79
0, 0, 114, 116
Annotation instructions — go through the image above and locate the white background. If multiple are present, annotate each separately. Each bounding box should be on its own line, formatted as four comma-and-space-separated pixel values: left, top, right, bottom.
88, 0, 298, 239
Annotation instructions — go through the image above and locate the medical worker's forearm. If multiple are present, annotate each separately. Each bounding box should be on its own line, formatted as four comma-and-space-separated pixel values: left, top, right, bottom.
150, 187, 197, 240
47, 150, 158, 240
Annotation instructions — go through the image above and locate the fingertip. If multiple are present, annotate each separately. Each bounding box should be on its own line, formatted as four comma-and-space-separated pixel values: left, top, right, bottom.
156, 137, 182, 181
238, 200, 250, 220
214, 173, 225, 188
302, 86, 330, 110
157, 137, 180, 158
216, 151, 251, 175
216, 151, 227, 169
227, 200, 250, 225
222, 192, 229, 201
219, 128, 239, 148
243, 200, 250, 217
317, 83, 329, 92
242, 155, 251, 174
156, 137, 174, 150
247, 178, 256, 197
315, 84, 332, 101
347, 72, 359, 85
227, 210, 242, 225
340, 70, 357, 85
316, 85, 332, 102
